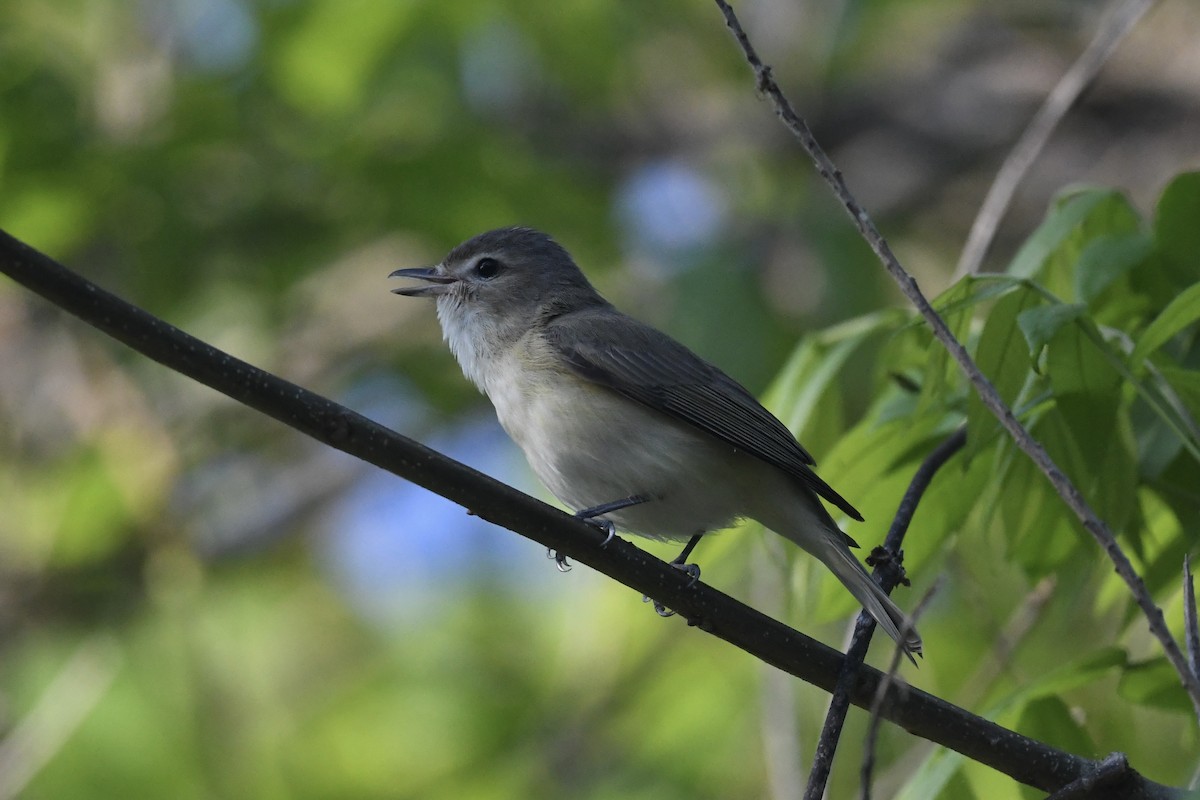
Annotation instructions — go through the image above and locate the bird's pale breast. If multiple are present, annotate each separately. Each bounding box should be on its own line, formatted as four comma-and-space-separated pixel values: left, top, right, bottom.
483, 332, 760, 540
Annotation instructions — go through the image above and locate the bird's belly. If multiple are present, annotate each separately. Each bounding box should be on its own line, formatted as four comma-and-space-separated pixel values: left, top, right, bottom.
492, 370, 750, 541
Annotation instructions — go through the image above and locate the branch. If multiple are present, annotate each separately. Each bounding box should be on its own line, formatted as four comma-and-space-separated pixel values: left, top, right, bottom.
953, 0, 1159, 279
712, 0, 1200, 724
805, 428, 966, 799
1185, 555, 1200, 681
0, 230, 1184, 797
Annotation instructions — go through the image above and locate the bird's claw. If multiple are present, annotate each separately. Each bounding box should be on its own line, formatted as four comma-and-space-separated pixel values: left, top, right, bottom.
673, 561, 701, 586
643, 561, 702, 617
549, 514, 621, 574
580, 516, 616, 547
546, 548, 572, 572
642, 595, 676, 617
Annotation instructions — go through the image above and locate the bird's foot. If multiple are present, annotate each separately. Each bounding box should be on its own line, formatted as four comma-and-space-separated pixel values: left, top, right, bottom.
548, 501, 635, 573
643, 560, 702, 617
866, 545, 911, 587
572, 495, 647, 548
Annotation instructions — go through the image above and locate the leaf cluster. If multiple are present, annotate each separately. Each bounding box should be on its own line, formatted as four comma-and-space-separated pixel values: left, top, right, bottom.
752, 173, 1200, 796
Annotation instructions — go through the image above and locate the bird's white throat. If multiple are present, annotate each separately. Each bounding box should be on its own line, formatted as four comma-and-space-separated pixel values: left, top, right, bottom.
436, 294, 513, 394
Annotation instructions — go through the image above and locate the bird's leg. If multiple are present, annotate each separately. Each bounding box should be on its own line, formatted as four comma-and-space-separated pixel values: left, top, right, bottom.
646, 533, 704, 618
546, 494, 648, 571
670, 533, 703, 577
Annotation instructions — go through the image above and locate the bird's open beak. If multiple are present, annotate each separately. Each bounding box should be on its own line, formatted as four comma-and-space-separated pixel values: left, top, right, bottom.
389, 266, 457, 297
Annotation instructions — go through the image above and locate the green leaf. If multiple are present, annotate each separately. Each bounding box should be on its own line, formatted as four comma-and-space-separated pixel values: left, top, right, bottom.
899, 439, 991, 571
1134, 404, 1185, 479
897, 647, 1124, 800
967, 287, 1041, 462
1047, 194, 1142, 305
1086, 325, 1200, 467
931, 274, 1021, 319
1044, 321, 1136, 531
1118, 658, 1193, 711
1013, 647, 1127, 705
920, 278, 985, 412
1016, 697, 1095, 758
1130, 280, 1200, 368
1156, 365, 1200, 418
1154, 171, 1200, 285
1010, 189, 1141, 301
895, 749, 970, 800
1136, 534, 1193, 610
1009, 190, 1114, 279
1047, 315, 1120, 401
1151, 439, 1200, 540
1074, 232, 1153, 305
766, 309, 906, 451
1017, 303, 1086, 359
998, 417, 1080, 577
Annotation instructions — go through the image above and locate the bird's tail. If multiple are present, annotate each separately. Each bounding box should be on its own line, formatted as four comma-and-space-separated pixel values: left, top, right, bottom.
816, 540, 923, 662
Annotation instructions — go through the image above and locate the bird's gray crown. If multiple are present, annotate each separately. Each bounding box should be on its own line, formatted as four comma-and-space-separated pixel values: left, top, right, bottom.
446, 226, 574, 270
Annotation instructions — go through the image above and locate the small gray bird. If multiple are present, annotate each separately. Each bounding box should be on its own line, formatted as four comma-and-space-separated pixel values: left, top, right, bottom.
391, 227, 921, 659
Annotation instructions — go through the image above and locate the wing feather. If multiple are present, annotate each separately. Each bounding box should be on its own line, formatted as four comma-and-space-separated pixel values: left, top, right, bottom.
544, 309, 863, 521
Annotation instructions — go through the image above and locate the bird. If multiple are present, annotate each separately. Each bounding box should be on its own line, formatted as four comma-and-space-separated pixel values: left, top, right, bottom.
390, 226, 922, 659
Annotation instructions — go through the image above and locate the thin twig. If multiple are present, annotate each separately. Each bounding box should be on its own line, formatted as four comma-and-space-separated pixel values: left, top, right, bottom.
0, 232, 1187, 797
961, 575, 1057, 707
805, 428, 966, 800
1185, 554, 1200, 681
712, 0, 1200, 724
0, 637, 121, 800
953, 0, 1159, 279
860, 580, 943, 800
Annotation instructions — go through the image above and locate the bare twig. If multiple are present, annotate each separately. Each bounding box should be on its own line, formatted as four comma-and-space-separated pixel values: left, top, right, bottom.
805, 428, 966, 800
1185, 555, 1200, 681
861, 581, 943, 800
960, 575, 1057, 707
1, 229, 1186, 797
712, 0, 1200, 723
953, 0, 1159, 279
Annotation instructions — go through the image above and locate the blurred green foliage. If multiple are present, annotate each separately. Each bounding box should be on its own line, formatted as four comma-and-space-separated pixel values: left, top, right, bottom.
2, 0, 1200, 798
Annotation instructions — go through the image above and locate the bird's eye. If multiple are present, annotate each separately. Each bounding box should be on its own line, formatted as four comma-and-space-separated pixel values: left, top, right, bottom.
475, 257, 502, 279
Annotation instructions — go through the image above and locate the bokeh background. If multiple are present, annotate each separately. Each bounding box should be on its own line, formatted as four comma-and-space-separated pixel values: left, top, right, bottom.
2, 0, 1200, 798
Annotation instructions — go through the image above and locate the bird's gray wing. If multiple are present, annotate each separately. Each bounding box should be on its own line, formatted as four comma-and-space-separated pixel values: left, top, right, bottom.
544, 309, 863, 522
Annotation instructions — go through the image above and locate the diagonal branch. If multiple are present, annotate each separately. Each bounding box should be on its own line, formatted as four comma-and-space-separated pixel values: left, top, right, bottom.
1185, 555, 1200, 681
0, 229, 1184, 797
712, 0, 1200, 724
953, 0, 1160, 279
805, 428, 966, 800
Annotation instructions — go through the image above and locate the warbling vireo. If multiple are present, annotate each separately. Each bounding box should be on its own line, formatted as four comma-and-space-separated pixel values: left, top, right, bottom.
391, 227, 921, 659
